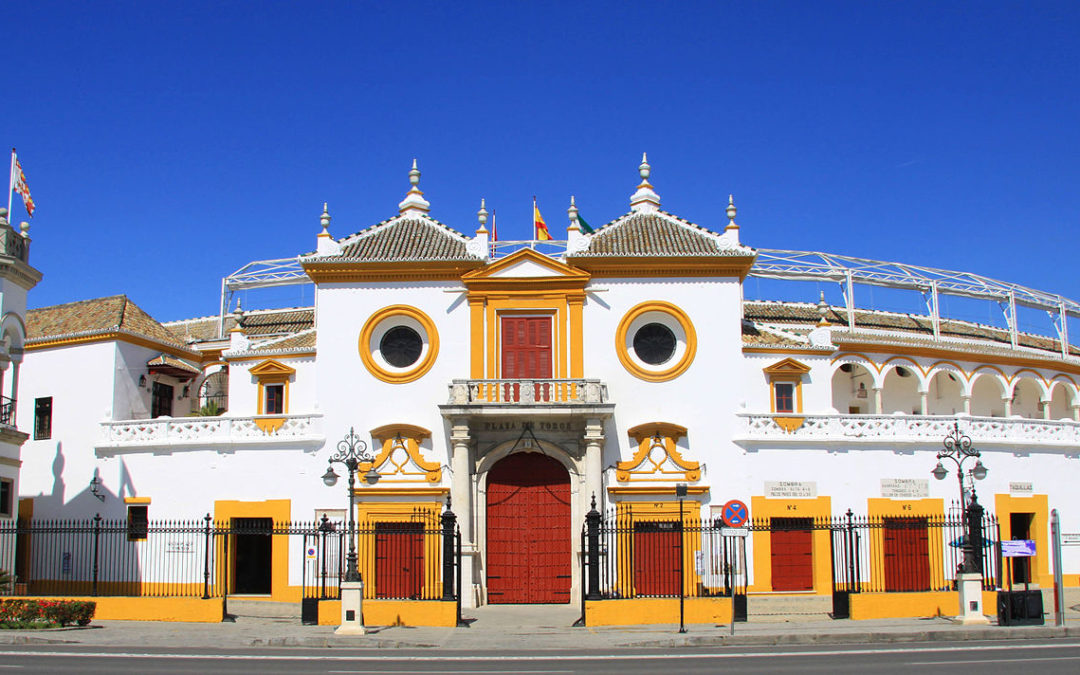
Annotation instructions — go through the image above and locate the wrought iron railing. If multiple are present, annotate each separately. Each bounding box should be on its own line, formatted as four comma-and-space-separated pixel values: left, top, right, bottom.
447, 379, 607, 405
0, 396, 14, 426
0, 513, 460, 603
737, 412, 1080, 447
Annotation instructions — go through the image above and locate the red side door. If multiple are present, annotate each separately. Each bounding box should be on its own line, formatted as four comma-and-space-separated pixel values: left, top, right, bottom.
486, 453, 571, 603
501, 316, 552, 401
375, 522, 424, 599
634, 521, 681, 596
883, 517, 930, 592
771, 518, 814, 591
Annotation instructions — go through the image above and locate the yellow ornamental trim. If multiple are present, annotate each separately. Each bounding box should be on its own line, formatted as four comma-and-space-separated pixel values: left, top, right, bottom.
616, 424, 700, 483
360, 426, 442, 483
772, 416, 806, 433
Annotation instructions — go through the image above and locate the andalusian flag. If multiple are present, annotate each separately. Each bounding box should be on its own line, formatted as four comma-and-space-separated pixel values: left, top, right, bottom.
534, 199, 551, 241
577, 214, 595, 234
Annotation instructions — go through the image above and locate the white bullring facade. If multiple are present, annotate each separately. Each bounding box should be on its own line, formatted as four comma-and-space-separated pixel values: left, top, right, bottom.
10, 158, 1079, 622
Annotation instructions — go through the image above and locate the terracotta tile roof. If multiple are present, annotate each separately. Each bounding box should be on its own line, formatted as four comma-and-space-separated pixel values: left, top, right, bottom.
146, 354, 201, 375
242, 328, 317, 356
314, 215, 481, 262
164, 307, 315, 344
741, 321, 810, 347
569, 211, 754, 258
744, 300, 1080, 358
27, 295, 193, 352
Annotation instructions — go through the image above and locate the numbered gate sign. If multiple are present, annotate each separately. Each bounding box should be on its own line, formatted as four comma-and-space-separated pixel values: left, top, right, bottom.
722, 499, 749, 527
1001, 539, 1036, 557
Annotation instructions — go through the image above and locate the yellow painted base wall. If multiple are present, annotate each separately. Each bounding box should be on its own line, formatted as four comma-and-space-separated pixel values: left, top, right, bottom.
316, 599, 458, 627
586, 597, 733, 626
6, 596, 225, 623
849, 591, 997, 620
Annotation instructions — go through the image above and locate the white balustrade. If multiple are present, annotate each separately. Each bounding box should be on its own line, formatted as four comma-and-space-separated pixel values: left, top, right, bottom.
97, 413, 324, 452
737, 412, 1080, 448
447, 379, 608, 405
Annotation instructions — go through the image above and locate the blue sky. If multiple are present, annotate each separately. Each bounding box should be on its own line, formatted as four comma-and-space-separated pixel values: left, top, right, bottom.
5, 2, 1079, 334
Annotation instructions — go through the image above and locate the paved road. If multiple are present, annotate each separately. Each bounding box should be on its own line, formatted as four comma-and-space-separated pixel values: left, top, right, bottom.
1, 640, 1079, 674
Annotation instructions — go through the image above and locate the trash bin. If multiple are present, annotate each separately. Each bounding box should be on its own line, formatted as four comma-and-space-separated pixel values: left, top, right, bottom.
997, 590, 1044, 626
301, 597, 319, 625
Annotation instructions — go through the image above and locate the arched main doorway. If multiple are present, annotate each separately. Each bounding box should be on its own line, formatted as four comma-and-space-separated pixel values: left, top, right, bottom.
486, 452, 572, 604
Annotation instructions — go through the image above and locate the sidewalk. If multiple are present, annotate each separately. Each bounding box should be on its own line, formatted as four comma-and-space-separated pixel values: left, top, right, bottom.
0, 603, 1078, 651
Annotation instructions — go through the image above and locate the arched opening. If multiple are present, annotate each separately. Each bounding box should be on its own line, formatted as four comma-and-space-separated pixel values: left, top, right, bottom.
880, 364, 921, 414
197, 367, 228, 415
970, 373, 1005, 417
1048, 381, 1075, 420
926, 370, 965, 416
1011, 377, 1044, 419
486, 452, 571, 604
832, 362, 874, 414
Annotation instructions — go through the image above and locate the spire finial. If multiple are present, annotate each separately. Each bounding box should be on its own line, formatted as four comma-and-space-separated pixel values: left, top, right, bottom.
476, 198, 489, 233
320, 202, 331, 234
399, 159, 431, 215
232, 299, 245, 330
725, 194, 738, 231
630, 152, 660, 212
817, 291, 830, 327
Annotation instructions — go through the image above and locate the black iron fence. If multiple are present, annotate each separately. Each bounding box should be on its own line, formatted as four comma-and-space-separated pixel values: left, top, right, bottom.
582, 503, 749, 603
582, 502, 1002, 620
0, 511, 460, 603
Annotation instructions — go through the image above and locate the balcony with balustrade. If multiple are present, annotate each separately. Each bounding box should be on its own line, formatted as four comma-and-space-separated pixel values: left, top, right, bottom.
441, 378, 613, 418
95, 412, 324, 456
735, 412, 1080, 450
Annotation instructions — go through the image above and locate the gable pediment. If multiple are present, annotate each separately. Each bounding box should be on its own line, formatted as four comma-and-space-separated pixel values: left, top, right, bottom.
763, 357, 812, 377
462, 248, 590, 289
249, 359, 296, 377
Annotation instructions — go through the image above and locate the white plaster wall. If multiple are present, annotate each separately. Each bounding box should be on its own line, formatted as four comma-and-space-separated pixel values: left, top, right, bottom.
226, 355, 317, 417
583, 276, 744, 511
313, 281, 467, 472
17, 341, 118, 519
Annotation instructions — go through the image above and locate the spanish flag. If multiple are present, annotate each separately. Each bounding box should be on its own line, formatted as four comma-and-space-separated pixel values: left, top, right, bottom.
534, 198, 551, 241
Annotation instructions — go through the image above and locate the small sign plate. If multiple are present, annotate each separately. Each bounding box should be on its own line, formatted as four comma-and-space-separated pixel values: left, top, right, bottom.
1001, 539, 1037, 557
720, 527, 749, 538
1061, 533, 1080, 546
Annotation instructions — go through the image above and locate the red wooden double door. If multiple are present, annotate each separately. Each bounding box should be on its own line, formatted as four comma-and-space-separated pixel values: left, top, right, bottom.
486, 453, 572, 603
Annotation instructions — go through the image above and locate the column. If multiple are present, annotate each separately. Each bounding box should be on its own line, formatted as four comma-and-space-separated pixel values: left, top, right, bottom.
962, 395, 972, 415
872, 386, 883, 414
1002, 396, 1013, 417
449, 418, 477, 607
919, 390, 928, 415
583, 418, 605, 511
1040, 398, 1051, 420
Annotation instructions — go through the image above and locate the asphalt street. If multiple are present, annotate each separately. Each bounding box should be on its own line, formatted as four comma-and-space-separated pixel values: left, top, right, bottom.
1, 640, 1079, 674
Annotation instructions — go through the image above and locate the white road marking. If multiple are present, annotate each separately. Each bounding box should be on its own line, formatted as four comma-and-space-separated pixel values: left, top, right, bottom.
0, 642, 1077, 662
909, 655, 1080, 665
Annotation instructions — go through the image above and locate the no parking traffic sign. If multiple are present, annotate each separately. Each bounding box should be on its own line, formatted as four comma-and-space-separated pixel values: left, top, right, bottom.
722, 499, 749, 527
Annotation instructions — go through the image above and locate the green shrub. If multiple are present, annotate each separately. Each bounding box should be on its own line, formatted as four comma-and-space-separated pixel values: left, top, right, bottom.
0, 599, 96, 628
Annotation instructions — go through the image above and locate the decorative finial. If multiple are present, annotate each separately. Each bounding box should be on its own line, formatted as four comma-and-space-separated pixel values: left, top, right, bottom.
398, 159, 431, 214
19, 221, 30, 238
725, 194, 738, 230
320, 202, 331, 234
817, 291, 830, 326
590, 493, 597, 511
409, 158, 420, 187
630, 152, 660, 212
232, 299, 245, 329
476, 198, 489, 233
0, 207, 7, 225
568, 195, 579, 220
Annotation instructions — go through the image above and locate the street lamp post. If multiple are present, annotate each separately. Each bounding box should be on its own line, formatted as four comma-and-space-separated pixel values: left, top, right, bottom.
932, 421, 991, 625
322, 427, 379, 635
932, 421, 987, 574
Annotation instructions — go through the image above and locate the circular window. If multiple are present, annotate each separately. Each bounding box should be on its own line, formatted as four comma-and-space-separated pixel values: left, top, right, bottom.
633, 323, 676, 365
359, 305, 439, 383
380, 326, 423, 368
615, 301, 696, 382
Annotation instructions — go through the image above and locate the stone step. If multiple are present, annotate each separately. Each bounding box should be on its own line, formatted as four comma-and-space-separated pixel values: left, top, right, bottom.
746, 594, 833, 622
226, 598, 301, 619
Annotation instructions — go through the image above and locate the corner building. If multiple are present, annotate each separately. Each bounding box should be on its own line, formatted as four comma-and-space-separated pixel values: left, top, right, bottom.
15, 158, 1080, 621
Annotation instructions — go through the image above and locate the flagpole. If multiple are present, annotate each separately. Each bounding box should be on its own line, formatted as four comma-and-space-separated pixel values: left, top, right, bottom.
532, 196, 537, 249
7, 149, 15, 221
